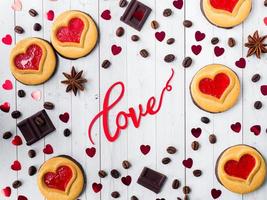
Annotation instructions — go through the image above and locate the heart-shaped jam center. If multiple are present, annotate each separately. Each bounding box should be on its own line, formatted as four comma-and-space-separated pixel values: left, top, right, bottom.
224, 154, 256, 180
44, 166, 73, 191
210, 0, 239, 13
56, 18, 84, 43
199, 73, 230, 99
14, 44, 42, 70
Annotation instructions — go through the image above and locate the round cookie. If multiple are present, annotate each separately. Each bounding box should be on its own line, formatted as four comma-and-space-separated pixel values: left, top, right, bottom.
201, 0, 252, 28
190, 64, 240, 113
51, 10, 98, 59
216, 145, 266, 194
37, 155, 85, 200
10, 37, 57, 85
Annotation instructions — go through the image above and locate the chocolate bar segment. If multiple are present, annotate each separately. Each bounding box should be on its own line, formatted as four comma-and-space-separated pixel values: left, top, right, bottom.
120, 0, 152, 31
17, 110, 55, 145
137, 167, 167, 194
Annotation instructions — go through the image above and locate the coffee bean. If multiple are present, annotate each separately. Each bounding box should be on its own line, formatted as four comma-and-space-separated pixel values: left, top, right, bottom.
201, 116, 210, 124
122, 160, 131, 169
163, 8, 172, 17
228, 37, 236, 47
191, 141, 199, 151
183, 20, 192, 28
102, 59, 111, 69
131, 196, 138, 200
33, 23, 42, 31
63, 128, 71, 137
111, 191, 120, 198
3, 131, 12, 139
254, 101, 263, 110
193, 169, 202, 177
251, 74, 261, 82
34, 116, 45, 126
43, 101, 54, 110
110, 169, 120, 179
18, 89, 26, 98
265, 0, 267, 6
182, 57, 192, 68
14, 26, 24, 34
172, 179, 180, 189
177, 198, 182, 200
209, 134, 217, 144
140, 49, 149, 58
28, 166, 37, 176
12, 180, 22, 189
164, 54, 175, 63
29, 9, 38, 17
98, 170, 107, 178
162, 157, 171, 165
131, 35, 139, 41
211, 37, 219, 45
167, 38, 175, 45
151, 20, 159, 29
167, 146, 177, 154
119, 0, 128, 7
183, 186, 191, 194
116, 27, 124, 37
11, 110, 21, 119
28, 149, 36, 158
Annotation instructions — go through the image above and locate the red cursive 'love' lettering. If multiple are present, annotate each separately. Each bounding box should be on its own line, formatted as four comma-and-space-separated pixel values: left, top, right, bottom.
88, 68, 175, 145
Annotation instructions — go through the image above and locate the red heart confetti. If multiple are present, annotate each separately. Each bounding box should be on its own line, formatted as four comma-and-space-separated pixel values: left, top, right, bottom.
111, 45, 122, 56
264, 17, 267, 26
211, 188, 222, 199
173, 0, 183, 9
85, 147, 96, 158
92, 183, 102, 193
2, 80, 13, 90
214, 46, 225, 57
59, 112, 70, 123
235, 57, 246, 68
155, 31, 166, 42
195, 31, 205, 42
43, 144, 54, 154
0, 102, 10, 113
18, 195, 28, 200
140, 144, 151, 155
191, 128, 202, 138
2, 34, 12, 45
231, 122, 241, 133
121, 175, 132, 186
250, 125, 261, 136
191, 45, 202, 55
260, 85, 267, 95
2, 186, 11, 197
12, 135, 22, 146
11, 160, 21, 171
46, 10, 54, 21
182, 158, 193, 168
101, 9, 111, 20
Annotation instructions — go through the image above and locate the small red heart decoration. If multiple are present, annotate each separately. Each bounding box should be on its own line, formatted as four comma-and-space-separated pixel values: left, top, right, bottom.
140, 144, 151, 155
101, 9, 111, 20
195, 31, 205, 42
182, 158, 193, 168
211, 188, 222, 199
121, 175, 132, 186
2, 186, 11, 197
12, 135, 22, 146
0, 102, 10, 113
92, 183, 102, 193
260, 85, 267, 95
59, 112, 70, 123
155, 31, 166, 42
47, 10, 55, 21
264, 17, 267, 26
191, 45, 202, 55
173, 0, 183, 9
250, 125, 261, 136
11, 160, 21, 171
43, 144, 54, 154
18, 195, 28, 200
2, 80, 13, 90
231, 122, 241, 133
86, 147, 96, 158
191, 128, 202, 138
111, 45, 122, 56
214, 46, 225, 57
2, 34, 12, 45
235, 57, 246, 68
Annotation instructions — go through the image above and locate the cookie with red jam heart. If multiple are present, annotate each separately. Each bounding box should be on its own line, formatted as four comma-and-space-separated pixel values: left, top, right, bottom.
216, 145, 266, 194
201, 0, 252, 28
51, 10, 98, 59
190, 64, 240, 113
10, 38, 56, 85
37, 156, 85, 200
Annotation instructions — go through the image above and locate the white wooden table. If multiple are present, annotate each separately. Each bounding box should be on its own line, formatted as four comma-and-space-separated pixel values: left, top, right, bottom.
0, 0, 267, 199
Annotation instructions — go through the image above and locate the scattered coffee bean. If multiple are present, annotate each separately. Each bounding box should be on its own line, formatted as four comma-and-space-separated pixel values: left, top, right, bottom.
12, 180, 22, 189
177, 198, 182, 200
254, 101, 263, 110
11, 110, 21, 119
162, 157, 171, 165
43, 101, 54, 110
183, 186, 191, 194
183, 20, 192, 28
63, 128, 71, 137
167, 38, 175, 45
193, 169, 202, 177
167, 146, 177, 154
228, 37, 236, 47
110, 169, 120, 179
29, 9, 38, 17
119, 0, 128, 7
116, 27, 124, 37
265, 0, 267, 6
140, 49, 149, 58
122, 160, 131, 169
131, 196, 138, 200
164, 54, 175, 63
28, 166, 37, 176
28, 149, 36, 158
18, 89, 26, 98
102, 59, 111, 69
201, 116, 210, 124
34, 116, 45, 126
209, 134, 217, 144
14, 26, 24, 34
111, 191, 120, 198
33, 23, 42, 31
211, 37, 219, 45
98, 170, 107, 178
151, 20, 159, 29
251, 74, 261, 82
191, 141, 199, 151
172, 179, 180, 189
182, 57, 192, 68
3, 131, 12, 139
163, 8, 172, 17
131, 35, 139, 41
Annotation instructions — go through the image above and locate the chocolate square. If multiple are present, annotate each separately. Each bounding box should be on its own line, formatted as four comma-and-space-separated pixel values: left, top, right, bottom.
120, 0, 152, 31
17, 110, 55, 145
137, 167, 167, 193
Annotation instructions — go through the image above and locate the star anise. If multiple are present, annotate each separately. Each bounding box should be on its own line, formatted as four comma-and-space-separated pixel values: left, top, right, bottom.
61, 66, 87, 96
245, 31, 267, 59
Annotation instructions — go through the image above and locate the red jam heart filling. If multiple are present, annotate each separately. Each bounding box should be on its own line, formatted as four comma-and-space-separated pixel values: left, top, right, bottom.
199, 73, 230, 99
210, 0, 239, 13
224, 154, 256, 180
56, 18, 84, 43
14, 44, 42, 70
43, 166, 73, 191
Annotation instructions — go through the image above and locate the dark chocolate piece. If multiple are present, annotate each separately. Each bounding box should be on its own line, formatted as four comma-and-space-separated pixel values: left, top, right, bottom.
17, 110, 55, 145
137, 167, 167, 194
120, 0, 151, 31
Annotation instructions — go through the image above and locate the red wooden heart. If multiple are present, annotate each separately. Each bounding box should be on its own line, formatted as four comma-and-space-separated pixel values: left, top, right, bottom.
199, 73, 230, 99
85, 147, 96, 158
56, 18, 84, 43
11, 160, 21, 171
183, 158, 193, 168
191, 127, 202, 138
44, 166, 73, 191
224, 154, 256, 180
210, 0, 239, 13
0, 102, 10, 113
2, 186, 11, 197
92, 183, 102, 193
14, 44, 42, 70
140, 145, 151, 155
121, 175, 132, 186
211, 188, 221, 199
59, 112, 70, 123
43, 144, 54, 154
231, 122, 241, 133
18, 195, 28, 200
12, 135, 22, 146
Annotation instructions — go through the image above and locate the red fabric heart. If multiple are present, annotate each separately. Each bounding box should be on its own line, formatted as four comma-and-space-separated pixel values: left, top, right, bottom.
85, 147, 96, 158
183, 158, 193, 168
44, 166, 73, 191
0, 102, 10, 113
56, 18, 84, 43
92, 183, 102, 193
224, 154, 256, 180
59, 112, 70, 123
211, 188, 221, 199
191, 45, 202, 55
210, 0, 239, 13
121, 175, 132, 186
14, 44, 42, 71
140, 145, 151, 155
214, 46, 225, 57
191, 128, 202, 138
261, 85, 267, 95
235, 57, 246, 68
111, 45, 122, 56
155, 31, 166, 42
195, 31, 206, 42
46, 10, 54, 21
231, 122, 241, 133
2, 80, 13, 90
11, 160, 21, 171
173, 0, 183, 9
2, 34, 12, 45
2, 186, 11, 197
18, 195, 28, 200
12, 135, 22, 146
43, 144, 54, 154
199, 73, 230, 99
250, 125, 261, 136
101, 9, 111, 20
